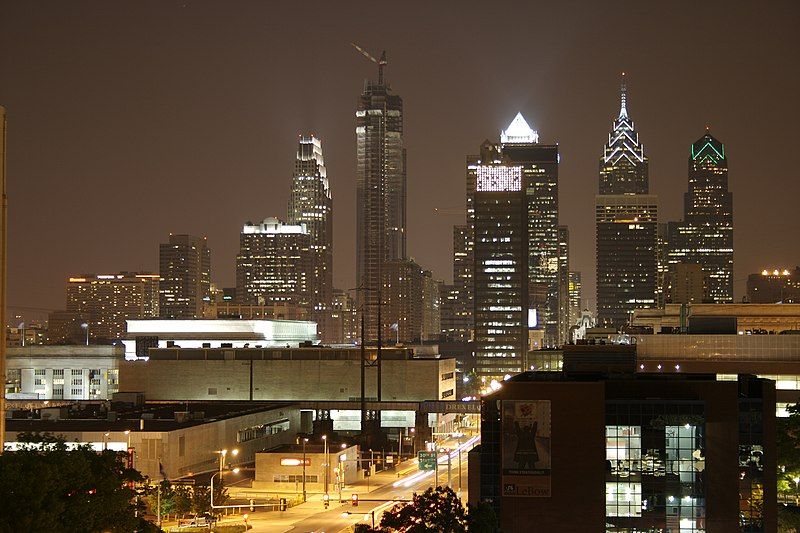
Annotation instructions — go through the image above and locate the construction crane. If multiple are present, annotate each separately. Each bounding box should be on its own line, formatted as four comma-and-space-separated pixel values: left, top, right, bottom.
351, 42, 387, 85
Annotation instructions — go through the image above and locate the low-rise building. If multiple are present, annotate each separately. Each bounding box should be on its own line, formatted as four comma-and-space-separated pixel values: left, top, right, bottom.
123, 318, 318, 359
3, 401, 299, 480
631, 303, 800, 334
474, 362, 776, 531
254, 443, 361, 493
118, 346, 456, 403
4, 345, 123, 400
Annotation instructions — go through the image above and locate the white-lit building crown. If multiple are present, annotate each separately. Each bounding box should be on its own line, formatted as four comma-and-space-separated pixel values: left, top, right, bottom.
500, 112, 539, 144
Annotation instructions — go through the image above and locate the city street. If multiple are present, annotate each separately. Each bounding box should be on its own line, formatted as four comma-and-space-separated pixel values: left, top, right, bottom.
212, 435, 478, 533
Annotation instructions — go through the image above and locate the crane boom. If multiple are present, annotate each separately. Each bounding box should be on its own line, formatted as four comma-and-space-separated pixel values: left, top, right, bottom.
351, 42, 378, 64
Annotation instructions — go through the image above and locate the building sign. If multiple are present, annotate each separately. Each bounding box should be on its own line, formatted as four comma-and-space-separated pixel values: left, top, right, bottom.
418, 451, 437, 471
501, 400, 551, 497
476, 166, 522, 192
280, 458, 311, 466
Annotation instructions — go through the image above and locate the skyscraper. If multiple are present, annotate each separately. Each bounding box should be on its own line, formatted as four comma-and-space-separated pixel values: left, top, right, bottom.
235, 218, 312, 313
596, 77, 658, 328
668, 131, 734, 303
66, 272, 160, 340
568, 271, 582, 327
355, 53, 406, 342
557, 225, 570, 344
468, 116, 561, 347
451, 224, 472, 341
473, 162, 527, 382
421, 270, 442, 342
381, 259, 423, 344
472, 113, 561, 381
288, 135, 334, 339
159, 234, 211, 318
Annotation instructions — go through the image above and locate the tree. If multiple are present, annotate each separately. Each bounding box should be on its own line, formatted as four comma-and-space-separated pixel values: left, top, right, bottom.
379, 486, 468, 533
778, 404, 800, 497
0, 432, 144, 532
145, 480, 176, 520
466, 501, 500, 533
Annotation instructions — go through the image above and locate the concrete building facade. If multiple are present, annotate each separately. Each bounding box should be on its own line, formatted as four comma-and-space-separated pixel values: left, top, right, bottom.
118, 347, 456, 403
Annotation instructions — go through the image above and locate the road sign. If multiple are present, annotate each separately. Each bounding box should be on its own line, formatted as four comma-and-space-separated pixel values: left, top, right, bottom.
418, 451, 436, 471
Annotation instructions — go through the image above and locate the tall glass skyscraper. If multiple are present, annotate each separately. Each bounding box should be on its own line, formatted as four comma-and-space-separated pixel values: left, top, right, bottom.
472, 113, 561, 382
596, 77, 658, 328
667, 131, 733, 303
288, 135, 333, 339
355, 54, 406, 342
159, 234, 211, 318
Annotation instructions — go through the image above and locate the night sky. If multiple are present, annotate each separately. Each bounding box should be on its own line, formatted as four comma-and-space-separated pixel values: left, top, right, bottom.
1, 1, 798, 320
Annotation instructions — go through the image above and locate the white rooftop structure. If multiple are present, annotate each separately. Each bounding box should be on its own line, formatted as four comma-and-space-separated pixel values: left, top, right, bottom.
123, 319, 318, 359
500, 112, 539, 144
242, 217, 307, 235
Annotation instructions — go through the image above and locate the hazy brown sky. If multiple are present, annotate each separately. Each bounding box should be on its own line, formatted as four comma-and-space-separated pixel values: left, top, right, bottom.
1, 1, 798, 320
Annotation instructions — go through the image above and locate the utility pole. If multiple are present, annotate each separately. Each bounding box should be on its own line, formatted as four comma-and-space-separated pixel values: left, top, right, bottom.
0, 106, 6, 454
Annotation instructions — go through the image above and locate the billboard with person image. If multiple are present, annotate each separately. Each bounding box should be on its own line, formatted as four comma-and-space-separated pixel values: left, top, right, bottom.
501, 400, 551, 497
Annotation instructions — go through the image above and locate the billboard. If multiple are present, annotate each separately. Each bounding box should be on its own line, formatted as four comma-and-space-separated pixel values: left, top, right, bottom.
501, 400, 551, 497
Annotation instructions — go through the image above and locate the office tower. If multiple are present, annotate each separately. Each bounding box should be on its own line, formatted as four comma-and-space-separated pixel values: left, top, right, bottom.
596, 77, 657, 328
381, 259, 423, 344
473, 152, 528, 382
747, 267, 800, 303
330, 289, 359, 344
355, 53, 406, 342
596, 195, 658, 327
468, 116, 560, 348
503, 115, 560, 345
655, 222, 669, 307
158, 234, 211, 318
568, 271, 582, 327
421, 271, 442, 341
666, 262, 706, 304
288, 135, 334, 339
452, 224, 472, 341
235, 218, 312, 313
557, 225, 570, 345
439, 283, 458, 340
66, 273, 160, 340
669, 131, 734, 303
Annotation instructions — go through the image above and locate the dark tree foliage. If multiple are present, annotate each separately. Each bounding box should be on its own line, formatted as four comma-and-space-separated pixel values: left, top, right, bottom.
379, 486, 468, 533
466, 501, 500, 533
778, 404, 800, 494
0, 432, 144, 532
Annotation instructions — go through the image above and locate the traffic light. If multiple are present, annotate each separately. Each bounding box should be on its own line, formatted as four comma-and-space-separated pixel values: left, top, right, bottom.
249, 499, 254, 512
351, 494, 359, 506
323, 494, 330, 509
279, 498, 287, 511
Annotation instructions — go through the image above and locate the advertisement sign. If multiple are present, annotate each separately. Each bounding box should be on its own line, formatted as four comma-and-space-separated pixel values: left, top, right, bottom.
501, 400, 551, 497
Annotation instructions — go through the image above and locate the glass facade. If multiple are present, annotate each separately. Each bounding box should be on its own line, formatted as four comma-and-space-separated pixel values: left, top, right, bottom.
605, 401, 706, 532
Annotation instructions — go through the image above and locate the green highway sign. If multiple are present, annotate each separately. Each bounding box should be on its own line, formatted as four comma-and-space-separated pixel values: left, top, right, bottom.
418, 451, 437, 471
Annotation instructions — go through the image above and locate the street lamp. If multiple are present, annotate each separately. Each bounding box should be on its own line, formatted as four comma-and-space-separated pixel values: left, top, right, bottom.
210, 468, 241, 508
124, 429, 131, 449
80, 323, 89, 346
793, 476, 799, 503
322, 435, 329, 497
302, 438, 308, 502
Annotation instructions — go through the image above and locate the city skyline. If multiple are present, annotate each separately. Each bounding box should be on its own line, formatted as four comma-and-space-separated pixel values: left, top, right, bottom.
1, 2, 798, 320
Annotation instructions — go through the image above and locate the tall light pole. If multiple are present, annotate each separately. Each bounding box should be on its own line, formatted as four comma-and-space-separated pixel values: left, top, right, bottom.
322, 435, 329, 496
302, 438, 308, 502
0, 105, 7, 454
211, 467, 240, 508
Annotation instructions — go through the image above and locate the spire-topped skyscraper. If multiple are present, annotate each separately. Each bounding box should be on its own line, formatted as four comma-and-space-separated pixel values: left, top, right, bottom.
355, 51, 406, 343
599, 74, 649, 195
288, 135, 333, 339
666, 130, 733, 303
596, 75, 658, 328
